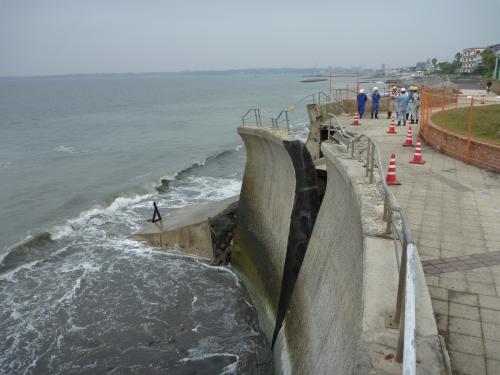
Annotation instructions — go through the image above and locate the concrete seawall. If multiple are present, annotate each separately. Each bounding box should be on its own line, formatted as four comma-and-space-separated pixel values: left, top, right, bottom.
234, 120, 446, 373
232, 126, 320, 341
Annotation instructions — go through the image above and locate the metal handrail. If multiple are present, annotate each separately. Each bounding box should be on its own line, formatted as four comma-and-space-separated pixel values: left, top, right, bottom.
326, 113, 416, 374
272, 110, 290, 131
241, 92, 332, 128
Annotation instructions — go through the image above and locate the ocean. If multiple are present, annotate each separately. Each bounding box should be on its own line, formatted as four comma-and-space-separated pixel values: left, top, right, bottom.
0, 72, 320, 374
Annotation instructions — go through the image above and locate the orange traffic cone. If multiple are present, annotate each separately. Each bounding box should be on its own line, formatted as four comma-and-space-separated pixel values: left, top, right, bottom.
410, 140, 426, 164
352, 113, 360, 126
386, 153, 401, 185
481, 96, 485, 104
386, 117, 397, 134
402, 126, 415, 147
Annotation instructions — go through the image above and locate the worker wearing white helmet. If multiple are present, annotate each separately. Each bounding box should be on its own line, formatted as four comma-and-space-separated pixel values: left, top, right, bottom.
371, 87, 381, 119
388, 86, 399, 119
357, 89, 368, 119
397, 88, 410, 126
408, 86, 420, 124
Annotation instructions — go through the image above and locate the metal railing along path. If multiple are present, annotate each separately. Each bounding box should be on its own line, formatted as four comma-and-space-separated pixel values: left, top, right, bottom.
326, 113, 417, 374
241, 92, 333, 130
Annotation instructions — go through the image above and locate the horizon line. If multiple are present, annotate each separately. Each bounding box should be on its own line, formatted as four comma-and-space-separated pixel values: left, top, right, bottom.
0, 66, 384, 80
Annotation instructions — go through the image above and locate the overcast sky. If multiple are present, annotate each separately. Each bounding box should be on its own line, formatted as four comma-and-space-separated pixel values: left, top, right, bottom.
1, 0, 499, 77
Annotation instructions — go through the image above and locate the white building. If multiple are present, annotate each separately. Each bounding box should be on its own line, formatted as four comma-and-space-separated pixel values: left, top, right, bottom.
459, 48, 486, 73
459, 47, 485, 73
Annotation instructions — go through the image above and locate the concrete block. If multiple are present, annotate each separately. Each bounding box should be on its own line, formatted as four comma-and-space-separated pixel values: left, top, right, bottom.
487, 359, 500, 375
426, 275, 440, 287
449, 351, 486, 374
449, 302, 480, 321
432, 299, 449, 316
448, 291, 478, 307
448, 316, 482, 337
483, 323, 500, 341
466, 270, 494, 284
479, 295, 500, 310
428, 286, 449, 301
435, 312, 449, 333
468, 282, 497, 296
448, 332, 485, 356
485, 339, 500, 360
481, 308, 500, 325
439, 276, 468, 292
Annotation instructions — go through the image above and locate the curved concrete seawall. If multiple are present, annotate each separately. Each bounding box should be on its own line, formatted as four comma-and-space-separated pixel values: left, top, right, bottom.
232, 126, 320, 342
234, 126, 447, 373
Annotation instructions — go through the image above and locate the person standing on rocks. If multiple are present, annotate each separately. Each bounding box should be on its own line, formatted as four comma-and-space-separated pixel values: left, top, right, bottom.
388, 86, 399, 119
370, 87, 381, 119
397, 87, 410, 126
357, 89, 368, 119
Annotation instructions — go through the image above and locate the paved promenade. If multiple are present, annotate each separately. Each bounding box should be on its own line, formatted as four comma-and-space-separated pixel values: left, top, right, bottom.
337, 112, 500, 375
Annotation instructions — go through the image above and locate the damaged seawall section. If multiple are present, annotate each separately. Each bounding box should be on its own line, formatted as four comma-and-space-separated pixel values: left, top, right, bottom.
233, 126, 446, 373
232, 127, 320, 344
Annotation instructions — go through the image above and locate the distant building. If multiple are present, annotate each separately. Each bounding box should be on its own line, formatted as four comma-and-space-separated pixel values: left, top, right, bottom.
487, 43, 500, 54
459, 47, 485, 73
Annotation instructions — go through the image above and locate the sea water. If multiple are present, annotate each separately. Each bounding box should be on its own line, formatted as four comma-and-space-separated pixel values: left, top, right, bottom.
0, 72, 322, 374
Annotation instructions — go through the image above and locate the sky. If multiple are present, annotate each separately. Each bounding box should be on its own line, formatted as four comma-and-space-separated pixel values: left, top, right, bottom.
0, 0, 500, 77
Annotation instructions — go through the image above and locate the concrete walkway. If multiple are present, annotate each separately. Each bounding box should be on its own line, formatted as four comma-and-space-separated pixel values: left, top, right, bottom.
337, 113, 500, 375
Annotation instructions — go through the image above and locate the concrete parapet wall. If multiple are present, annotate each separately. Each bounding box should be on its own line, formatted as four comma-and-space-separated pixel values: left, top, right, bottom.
274, 142, 367, 373
305, 100, 344, 160
232, 127, 299, 338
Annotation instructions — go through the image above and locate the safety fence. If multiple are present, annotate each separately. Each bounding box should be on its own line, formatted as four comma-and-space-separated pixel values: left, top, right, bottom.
327, 113, 417, 374
419, 89, 500, 172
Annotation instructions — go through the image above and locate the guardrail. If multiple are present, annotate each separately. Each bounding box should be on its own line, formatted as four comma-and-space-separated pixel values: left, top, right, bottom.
326, 112, 417, 374
241, 92, 332, 129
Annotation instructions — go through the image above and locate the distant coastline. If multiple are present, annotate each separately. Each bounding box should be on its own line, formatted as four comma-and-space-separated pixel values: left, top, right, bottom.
0, 67, 375, 80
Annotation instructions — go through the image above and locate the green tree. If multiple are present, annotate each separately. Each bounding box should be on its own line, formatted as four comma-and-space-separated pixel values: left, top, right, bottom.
481, 49, 496, 77
431, 58, 437, 67
454, 52, 463, 68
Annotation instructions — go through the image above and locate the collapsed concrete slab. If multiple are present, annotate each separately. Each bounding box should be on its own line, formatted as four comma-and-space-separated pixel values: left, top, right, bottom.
131, 195, 238, 260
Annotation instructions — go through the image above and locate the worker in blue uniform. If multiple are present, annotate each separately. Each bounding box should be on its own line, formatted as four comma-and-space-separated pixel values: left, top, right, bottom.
371, 87, 381, 119
357, 89, 368, 119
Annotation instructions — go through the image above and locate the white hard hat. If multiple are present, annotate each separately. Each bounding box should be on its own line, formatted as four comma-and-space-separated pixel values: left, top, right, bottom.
373, 86, 379, 91
401, 87, 406, 92
360, 89, 365, 93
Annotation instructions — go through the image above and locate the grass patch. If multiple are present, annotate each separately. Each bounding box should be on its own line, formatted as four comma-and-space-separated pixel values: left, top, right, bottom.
431, 104, 500, 144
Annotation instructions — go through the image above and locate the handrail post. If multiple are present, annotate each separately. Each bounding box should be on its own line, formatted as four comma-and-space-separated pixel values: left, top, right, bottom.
385, 207, 392, 234
242, 116, 245, 126
401, 244, 416, 373
369, 145, 375, 184
365, 141, 371, 177
285, 111, 290, 133
395, 238, 408, 325
254, 109, 258, 126
257, 108, 262, 126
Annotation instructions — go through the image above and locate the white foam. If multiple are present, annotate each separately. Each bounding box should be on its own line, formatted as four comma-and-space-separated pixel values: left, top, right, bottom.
179, 352, 239, 363
53, 145, 77, 154
191, 323, 201, 333
51, 193, 153, 240
219, 361, 238, 375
